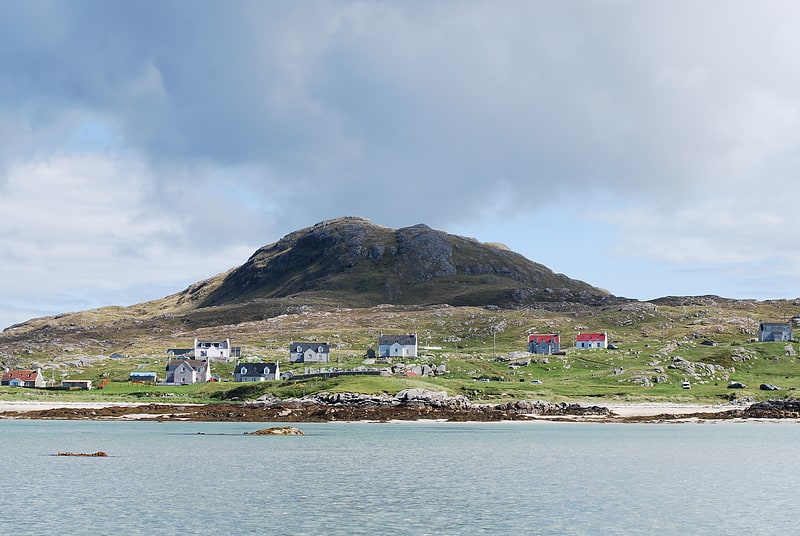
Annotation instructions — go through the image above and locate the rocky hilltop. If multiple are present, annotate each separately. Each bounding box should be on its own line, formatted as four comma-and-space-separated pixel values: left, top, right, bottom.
2, 216, 616, 336
196, 216, 614, 309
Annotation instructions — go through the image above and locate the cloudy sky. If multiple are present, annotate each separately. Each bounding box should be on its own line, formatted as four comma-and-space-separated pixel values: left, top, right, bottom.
1, 1, 799, 329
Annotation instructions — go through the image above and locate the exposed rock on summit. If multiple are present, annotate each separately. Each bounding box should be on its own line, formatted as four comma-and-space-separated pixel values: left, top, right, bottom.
196, 216, 614, 310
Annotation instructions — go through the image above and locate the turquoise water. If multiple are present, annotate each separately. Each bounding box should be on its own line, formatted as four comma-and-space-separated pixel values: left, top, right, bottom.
0, 420, 797, 535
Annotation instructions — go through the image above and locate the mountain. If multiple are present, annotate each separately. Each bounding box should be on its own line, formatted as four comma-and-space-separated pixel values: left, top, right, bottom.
194, 216, 613, 309
3, 216, 617, 336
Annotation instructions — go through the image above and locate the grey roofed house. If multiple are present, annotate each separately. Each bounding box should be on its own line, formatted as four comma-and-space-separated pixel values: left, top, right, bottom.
234, 362, 280, 382
290, 342, 331, 363
378, 333, 418, 358
759, 322, 793, 342
379, 334, 417, 346
165, 358, 211, 384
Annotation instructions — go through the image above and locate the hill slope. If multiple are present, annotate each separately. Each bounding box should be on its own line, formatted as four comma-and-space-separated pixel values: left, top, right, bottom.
2, 216, 617, 337
196, 216, 613, 308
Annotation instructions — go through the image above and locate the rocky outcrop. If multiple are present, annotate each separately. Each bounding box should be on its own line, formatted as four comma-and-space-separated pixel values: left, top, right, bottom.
744, 399, 800, 418
667, 356, 731, 381
248, 389, 610, 417
492, 400, 611, 416
195, 216, 614, 310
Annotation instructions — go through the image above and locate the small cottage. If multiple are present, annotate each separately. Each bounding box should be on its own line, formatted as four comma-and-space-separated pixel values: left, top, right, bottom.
378, 334, 418, 358
759, 322, 792, 342
575, 332, 608, 349
290, 342, 331, 363
1, 369, 46, 388
527, 334, 560, 354
234, 362, 280, 382
130, 371, 158, 384
61, 379, 92, 390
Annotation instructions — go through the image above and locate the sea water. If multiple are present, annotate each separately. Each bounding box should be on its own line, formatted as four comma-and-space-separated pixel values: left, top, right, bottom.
0, 420, 797, 535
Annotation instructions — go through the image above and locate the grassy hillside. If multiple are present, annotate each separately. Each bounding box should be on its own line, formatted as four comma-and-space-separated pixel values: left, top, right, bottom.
2, 298, 799, 405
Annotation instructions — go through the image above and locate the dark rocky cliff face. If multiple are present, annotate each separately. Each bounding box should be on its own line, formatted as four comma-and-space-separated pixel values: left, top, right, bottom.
197, 216, 614, 309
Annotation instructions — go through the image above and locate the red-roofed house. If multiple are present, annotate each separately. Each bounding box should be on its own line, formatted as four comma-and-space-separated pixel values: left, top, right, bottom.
527, 334, 560, 354
575, 332, 608, 349
1, 368, 46, 388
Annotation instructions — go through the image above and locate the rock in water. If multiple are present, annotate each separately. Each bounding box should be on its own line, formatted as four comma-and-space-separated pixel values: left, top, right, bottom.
244, 426, 304, 436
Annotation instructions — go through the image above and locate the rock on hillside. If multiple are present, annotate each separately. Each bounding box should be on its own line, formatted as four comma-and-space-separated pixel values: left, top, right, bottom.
196, 216, 614, 309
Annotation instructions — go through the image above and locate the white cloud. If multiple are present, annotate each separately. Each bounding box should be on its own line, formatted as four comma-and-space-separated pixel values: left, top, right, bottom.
0, 153, 256, 328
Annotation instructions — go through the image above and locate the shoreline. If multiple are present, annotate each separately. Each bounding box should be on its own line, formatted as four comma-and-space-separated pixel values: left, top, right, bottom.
0, 399, 792, 423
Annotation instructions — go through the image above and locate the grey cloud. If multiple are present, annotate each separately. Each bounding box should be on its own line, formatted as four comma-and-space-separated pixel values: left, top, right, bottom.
2, 1, 800, 239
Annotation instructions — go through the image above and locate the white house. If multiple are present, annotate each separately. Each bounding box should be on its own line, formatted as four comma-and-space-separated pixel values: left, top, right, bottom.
575, 332, 608, 349
290, 342, 331, 363
165, 359, 211, 384
234, 362, 280, 382
378, 334, 418, 358
194, 339, 232, 360
1, 368, 46, 388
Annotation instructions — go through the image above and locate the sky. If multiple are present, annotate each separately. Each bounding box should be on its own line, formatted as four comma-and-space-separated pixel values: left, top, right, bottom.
2, 1, 800, 330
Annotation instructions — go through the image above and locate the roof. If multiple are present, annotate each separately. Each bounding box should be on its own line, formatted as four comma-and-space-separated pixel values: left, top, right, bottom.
235, 362, 278, 375
167, 359, 209, 371
291, 342, 331, 352
195, 340, 230, 348
576, 333, 606, 342
379, 334, 417, 346
760, 322, 791, 328
528, 334, 559, 343
2, 369, 41, 382
130, 371, 158, 377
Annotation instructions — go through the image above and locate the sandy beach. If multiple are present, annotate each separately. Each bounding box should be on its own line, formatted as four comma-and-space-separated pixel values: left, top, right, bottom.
598, 402, 736, 417
0, 401, 155, 414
